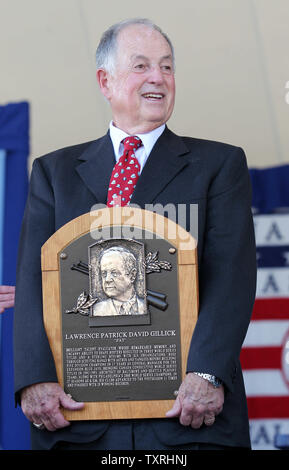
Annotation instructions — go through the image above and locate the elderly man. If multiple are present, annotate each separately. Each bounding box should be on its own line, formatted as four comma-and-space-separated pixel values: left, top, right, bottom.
14, 18, 256, 450
93, 247, 146, 316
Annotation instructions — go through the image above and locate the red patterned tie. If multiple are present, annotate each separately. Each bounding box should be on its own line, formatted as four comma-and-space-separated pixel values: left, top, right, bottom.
107, 136, 143, 207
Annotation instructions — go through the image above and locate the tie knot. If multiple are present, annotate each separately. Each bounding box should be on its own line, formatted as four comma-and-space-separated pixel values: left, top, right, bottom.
122, 136, 143, 153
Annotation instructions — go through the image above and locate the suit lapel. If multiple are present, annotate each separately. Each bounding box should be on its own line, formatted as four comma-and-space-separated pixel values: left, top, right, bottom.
75, 133, 115, 204
75, 127, 191, 206
131, 127, 190, 206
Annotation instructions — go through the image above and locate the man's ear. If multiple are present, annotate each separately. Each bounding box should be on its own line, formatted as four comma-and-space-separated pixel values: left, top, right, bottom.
129, 269, 137, 283
96, 69, 112, 100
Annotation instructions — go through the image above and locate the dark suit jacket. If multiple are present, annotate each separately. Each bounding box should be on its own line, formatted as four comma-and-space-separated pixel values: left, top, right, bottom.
14, 126, 256, 449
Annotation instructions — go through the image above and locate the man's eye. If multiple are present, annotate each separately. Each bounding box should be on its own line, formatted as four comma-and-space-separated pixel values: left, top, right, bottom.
161, 65, 172, 72
112, 270, 121, 277
134, 64, 146, 71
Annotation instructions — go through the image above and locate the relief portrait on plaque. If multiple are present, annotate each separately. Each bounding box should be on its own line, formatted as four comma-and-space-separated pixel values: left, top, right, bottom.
65, 237, 172, 326
90, 241, 147, 317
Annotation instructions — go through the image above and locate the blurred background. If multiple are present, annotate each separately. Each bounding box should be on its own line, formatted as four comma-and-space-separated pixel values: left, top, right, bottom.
0, 0, 289, 450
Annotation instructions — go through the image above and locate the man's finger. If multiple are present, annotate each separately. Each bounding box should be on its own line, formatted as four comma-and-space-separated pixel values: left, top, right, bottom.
0, 299, 14, 308
190, 414, 204, 429
204, 413, 215, 426
59, 392, 84, 411
0, 285, 15, 294
0, 293, 15, 301
179, 403, 198, 426
32, 410, 71, 432
0, 286, 15, 312
44, 410, 71, 431
165, 395, 182, 418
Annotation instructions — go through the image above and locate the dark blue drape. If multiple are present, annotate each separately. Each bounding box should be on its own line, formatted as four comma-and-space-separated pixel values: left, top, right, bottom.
0, 102, 30, 450
250, 165, 289, 214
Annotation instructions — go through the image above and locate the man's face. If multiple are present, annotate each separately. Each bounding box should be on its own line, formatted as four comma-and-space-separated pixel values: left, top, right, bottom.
100, 252, 135, 301
98, 24, 175, 134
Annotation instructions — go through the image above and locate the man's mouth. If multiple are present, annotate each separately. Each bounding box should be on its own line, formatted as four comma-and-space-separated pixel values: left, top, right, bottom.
142, 93, 165, 101
104, 283, 116, 290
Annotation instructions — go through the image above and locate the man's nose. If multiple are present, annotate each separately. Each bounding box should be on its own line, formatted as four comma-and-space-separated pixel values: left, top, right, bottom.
147, 66, 164, 85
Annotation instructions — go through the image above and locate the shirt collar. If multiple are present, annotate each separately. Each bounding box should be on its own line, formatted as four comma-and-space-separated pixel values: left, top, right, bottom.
112, 293, 138, 315
109, 121, 165, 158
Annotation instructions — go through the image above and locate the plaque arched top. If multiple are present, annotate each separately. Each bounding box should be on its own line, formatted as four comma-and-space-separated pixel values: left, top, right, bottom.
41, 207, 197, 271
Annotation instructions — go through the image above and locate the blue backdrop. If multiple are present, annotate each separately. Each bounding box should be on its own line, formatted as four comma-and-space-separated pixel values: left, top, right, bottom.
0, 102, 30, 450
250, 165, 289, 213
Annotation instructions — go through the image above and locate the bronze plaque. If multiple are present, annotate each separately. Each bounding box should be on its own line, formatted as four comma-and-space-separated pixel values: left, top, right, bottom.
41, 208, 198, 420
60, 229, 181, 403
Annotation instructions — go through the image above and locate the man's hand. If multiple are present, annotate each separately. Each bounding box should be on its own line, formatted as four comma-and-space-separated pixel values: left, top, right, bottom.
166, 372, 224, 428
20, 382, 84, 431
0, 285, 15, 313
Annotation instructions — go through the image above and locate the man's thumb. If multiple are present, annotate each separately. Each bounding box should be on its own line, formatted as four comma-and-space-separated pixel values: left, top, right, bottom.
60, 392, 84, 410
165, 396, 181, 418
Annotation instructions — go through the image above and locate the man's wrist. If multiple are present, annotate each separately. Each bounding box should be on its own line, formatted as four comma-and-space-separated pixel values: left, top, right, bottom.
193, 372, 223, 388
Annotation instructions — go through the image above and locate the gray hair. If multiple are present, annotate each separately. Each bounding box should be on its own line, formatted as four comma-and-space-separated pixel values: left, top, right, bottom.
95, 18, 175, 74
100, 246, 137, 275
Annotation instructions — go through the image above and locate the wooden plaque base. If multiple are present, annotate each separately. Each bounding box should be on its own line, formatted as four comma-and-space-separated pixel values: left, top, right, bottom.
41, 207, 198, 420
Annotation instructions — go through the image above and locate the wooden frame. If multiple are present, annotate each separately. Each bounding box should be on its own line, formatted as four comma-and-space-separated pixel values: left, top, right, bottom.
41, 207, 198, 420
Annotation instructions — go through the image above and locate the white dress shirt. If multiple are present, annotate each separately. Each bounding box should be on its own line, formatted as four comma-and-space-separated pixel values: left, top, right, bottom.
109, 121, 165, 173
